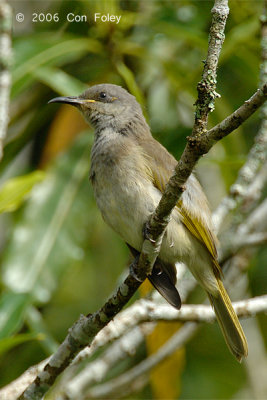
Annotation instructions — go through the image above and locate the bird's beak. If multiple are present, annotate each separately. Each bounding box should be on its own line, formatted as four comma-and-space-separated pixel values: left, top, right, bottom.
48, 96, 96, 106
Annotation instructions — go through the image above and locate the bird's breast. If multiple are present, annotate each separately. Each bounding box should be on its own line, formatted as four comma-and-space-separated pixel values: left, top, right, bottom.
90, 134, 158, 251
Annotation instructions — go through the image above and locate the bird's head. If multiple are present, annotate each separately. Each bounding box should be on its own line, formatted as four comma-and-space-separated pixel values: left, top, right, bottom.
49, 84, 146, 134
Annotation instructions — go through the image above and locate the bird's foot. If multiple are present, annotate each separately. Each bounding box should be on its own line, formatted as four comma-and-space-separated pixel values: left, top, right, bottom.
143, 221, 156, 244
129, 255, 144, 282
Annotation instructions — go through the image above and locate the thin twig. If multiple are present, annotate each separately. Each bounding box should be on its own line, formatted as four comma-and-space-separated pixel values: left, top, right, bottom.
229, 232, 267, 252
18, 271, 143, 400
60, 295, 267, 400
74, 295, 267, 400
243, 162, 267, 211
64, 324, 155, 399
0, 0, 12, 160
85, 323, 198, 400
213, 6, 267, 231
148, 82, 266, 244
3, 291, 267, 399
245, 198, 267, 234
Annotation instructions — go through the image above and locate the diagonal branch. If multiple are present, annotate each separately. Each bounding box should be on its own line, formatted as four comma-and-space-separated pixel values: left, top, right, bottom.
205, 85, 267, 142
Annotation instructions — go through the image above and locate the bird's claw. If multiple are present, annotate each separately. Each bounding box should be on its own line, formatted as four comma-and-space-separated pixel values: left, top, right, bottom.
129, 256, 144, 282
143, 222, 156, 243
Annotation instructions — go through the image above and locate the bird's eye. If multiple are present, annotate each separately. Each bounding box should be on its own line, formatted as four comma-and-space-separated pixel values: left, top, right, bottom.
99, 92, 106, 99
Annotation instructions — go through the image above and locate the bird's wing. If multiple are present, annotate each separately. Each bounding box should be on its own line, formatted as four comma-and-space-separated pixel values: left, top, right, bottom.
178, 199, 218, 260
140, 137, 221, 272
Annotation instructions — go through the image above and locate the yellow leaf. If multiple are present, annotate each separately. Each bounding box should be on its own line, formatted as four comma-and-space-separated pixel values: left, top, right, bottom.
0, 171, 45, 213
146, 322, 185, 399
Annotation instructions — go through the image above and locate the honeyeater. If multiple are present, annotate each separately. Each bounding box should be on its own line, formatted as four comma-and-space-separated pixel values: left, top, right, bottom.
49, 84, 248, 361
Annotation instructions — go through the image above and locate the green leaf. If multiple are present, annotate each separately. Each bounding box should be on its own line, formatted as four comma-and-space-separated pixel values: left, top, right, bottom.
151, 21, 207, 48
221, 18, 259, 62
12, 36, 102, 97
2, 132, 94, 303
0, 292, 30, 339
26, 306, 59, 354
0, 332, 43, 357
33, 67, 87, 96
115, 61, 146, 109
0, 171, 45, 213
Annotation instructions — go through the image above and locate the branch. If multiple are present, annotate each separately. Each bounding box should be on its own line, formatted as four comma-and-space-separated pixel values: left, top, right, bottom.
5, 289, 267, 399
226, 232, 267, 256
245, 198, 267, 234
148, 83, 266, 244
18, 271, 143, 400
222, 200, 267, 261
192, 0, 229, 136
0, 0, 12, 160
0, 359, 49, 400
243, 161, 267, 211
144, 295, 267, 322
219, 198, 267, 262
207, 85, 267, 142
0, 304, 155, 400
70, 295, 267, 400
64, 324, 155, 399
213, 7, 267, 230
213, 103, 267, 232
85, 322, 198, 400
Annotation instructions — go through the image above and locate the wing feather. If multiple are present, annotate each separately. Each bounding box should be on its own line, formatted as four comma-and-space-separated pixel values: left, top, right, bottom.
140, 137, 221, 274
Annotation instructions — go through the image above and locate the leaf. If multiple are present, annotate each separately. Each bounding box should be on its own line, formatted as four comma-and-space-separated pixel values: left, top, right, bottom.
26, 306, 59, 354
115, 60, 146, 109
221, 18, 259, 62
146, 322, 185, 399
2, 132, 93, 304
0, 332, 43, 357
12, 36, 102, 97
33, 67, 87, 96
151, 21, 207, 48
0, 292, 30, 339
0, 171, 45, 213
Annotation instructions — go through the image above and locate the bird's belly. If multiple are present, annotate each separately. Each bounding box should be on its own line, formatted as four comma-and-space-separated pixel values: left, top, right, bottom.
93, 171, 158, 251
91, 167, 193, 263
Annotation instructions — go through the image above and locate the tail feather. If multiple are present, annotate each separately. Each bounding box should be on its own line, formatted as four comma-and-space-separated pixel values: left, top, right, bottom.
126, 242, 181, 310
148, 260, 181, 310
208, 278, 248, 362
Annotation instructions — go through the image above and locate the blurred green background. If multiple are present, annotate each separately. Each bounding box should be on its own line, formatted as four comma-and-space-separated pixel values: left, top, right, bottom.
0, 0, 266, 398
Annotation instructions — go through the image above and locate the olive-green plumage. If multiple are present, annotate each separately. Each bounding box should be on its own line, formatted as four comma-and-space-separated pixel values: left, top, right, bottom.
49, 84, 248, 361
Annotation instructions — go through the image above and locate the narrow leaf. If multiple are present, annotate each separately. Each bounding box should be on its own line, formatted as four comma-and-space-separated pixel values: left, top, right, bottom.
0, 171, 45, 213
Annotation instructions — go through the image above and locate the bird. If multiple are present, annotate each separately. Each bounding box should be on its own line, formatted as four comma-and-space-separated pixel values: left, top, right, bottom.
49, 83, 248, 361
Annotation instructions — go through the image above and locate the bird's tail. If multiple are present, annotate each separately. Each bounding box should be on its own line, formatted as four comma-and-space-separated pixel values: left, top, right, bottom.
208, 278, 248, 362
126, 243, 181, 310
148, 259, 181, 310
